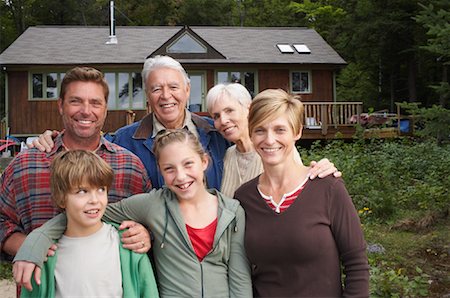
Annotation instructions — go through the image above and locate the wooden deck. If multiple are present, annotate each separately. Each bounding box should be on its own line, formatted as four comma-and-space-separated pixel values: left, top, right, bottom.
302, 102, 363, 139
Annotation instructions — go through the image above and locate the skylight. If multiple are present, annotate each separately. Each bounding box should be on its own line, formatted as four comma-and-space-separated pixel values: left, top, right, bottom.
276, 44, 294, 54
293, 44, 311, 54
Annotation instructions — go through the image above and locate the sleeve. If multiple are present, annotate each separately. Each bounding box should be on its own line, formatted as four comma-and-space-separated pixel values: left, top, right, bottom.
102, 193, 155, 228
0, 164, 23, 255
138, 255, 159, 298
329, 179, 369, 298
228, 205, 252, 298
13, 214, 67, 268
134, 158, 152, 193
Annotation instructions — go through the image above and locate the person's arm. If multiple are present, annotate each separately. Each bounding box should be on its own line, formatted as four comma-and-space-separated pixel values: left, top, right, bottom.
0, 165, 25, 258
329, 179, 369, 297
228, 205, 252, 298
13, 214, 66, 268
14, 192, 156, 266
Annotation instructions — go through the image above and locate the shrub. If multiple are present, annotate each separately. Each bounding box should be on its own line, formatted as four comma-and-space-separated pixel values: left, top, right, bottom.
300, 138, 450, 221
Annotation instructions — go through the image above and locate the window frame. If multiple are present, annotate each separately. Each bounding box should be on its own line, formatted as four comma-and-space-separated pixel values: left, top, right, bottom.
28, 71, 65, 101
103, 70, 146, 111
214, 69, 258, 98
290, 70, 312, 94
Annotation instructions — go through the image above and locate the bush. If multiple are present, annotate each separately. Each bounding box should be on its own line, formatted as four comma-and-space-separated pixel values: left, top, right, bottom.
300, 138, 450, 221
369, 260, 430, 297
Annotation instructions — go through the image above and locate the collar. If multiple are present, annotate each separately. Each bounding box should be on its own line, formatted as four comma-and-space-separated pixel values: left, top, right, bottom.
47, 133, 115, 157
151, 109, 198, 138
133, 112, 216, 140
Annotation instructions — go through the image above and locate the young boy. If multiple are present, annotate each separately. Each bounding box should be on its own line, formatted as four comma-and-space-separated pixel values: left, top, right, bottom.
20, 150, 158, 298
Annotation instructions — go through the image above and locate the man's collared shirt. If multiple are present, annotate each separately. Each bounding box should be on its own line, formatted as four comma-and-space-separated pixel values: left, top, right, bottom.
151, 109, 199, 139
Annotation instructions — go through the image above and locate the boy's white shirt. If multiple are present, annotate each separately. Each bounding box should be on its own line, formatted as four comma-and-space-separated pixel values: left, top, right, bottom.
54, 223, 123, 298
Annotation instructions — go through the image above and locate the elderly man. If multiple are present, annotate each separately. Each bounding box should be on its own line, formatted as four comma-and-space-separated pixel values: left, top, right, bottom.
0, 67, 151, 263
112, 55, 229, 189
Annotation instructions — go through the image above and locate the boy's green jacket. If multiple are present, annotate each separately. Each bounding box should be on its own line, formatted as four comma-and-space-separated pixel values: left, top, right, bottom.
20, 222, 159, 298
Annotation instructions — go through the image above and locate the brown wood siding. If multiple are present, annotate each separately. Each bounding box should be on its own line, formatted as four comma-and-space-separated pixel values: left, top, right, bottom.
8, 71, 63, 135
103, 110, 147, 133
258, 69, 290, 91
311, 69, 333, 102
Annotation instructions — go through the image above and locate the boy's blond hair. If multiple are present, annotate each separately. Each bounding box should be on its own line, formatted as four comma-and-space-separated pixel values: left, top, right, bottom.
50, 150, 114, 208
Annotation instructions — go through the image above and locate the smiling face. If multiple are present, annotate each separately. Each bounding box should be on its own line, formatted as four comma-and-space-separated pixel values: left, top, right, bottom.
251, 115, 301, 167
58, 81, 107, 150
210, 94, 250, 143
62, 182, 108, 237
146, 67, 190, 129
158, 141, 208, 201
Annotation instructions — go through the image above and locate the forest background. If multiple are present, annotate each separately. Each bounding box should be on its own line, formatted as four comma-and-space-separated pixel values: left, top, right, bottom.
0, 0, 449, 297
0, 0, 449, 115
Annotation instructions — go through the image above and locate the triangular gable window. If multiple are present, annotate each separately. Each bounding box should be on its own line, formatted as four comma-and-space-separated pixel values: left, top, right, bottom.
167, 33, 207, 54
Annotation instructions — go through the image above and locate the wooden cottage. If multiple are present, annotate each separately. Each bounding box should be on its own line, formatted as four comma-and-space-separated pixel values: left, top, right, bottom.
0, 26, 359, 138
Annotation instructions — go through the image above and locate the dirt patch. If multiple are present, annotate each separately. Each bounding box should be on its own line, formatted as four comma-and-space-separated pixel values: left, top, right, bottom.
0, 279, 16, 298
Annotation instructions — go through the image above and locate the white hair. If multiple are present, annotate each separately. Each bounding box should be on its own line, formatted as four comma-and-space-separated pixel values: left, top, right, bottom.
206, 83, 252, 113
141, 55, 190, 92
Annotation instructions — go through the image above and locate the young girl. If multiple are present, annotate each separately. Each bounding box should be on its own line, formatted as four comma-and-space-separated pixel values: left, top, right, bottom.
14, 130, 251, 298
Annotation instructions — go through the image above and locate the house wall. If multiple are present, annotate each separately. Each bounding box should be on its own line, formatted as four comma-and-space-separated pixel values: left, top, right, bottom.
7, 66, 335, 136
6, 71, 147, 135
258, 68, 334, 102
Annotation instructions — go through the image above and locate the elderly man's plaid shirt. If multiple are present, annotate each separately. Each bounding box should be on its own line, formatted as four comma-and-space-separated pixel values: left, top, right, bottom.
0, 134, 152, 258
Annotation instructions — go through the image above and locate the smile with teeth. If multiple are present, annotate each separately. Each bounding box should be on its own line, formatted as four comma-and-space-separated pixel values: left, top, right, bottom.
85, 209, 100, 214
223, 126, 236, 133
77, 120, 94, 124
160, 103, 177, 108
177, 181, 193, 190
262, 147, 282, 153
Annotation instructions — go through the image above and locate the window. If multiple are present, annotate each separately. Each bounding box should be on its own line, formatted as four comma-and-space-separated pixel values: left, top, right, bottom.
30, 72, 65, 100
105, 72, 146, 110
291, 71, 311, 93
216, 70, 257, 97
167, 33, 207, 54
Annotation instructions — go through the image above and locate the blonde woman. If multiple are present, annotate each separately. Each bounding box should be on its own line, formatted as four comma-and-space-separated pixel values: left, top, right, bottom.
234, 89, 369, 297
207, 83, 341, 197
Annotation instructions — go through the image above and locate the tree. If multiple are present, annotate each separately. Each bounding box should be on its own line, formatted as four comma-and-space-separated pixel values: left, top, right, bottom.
414, 1, 450, 108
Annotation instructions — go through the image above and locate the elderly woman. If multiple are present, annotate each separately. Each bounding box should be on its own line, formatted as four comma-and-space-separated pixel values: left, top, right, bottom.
234, 89, 369, 297
206, 83, 340, 197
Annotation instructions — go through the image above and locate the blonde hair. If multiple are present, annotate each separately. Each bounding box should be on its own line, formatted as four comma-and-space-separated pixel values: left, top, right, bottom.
50, 150, 114, 208
248, 89, 304, 136
153, 129, 208, 163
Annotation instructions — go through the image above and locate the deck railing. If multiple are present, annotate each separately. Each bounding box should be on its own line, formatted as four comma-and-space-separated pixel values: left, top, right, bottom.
303, 102, 363, 135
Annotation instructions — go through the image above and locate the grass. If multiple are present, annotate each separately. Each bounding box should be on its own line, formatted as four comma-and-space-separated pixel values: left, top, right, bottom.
0, 262, 12, 280
364, 217, 449, 297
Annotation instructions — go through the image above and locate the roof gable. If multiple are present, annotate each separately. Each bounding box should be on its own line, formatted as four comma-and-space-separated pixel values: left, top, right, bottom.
150, 26, 225, 60
0, 26, 346, 66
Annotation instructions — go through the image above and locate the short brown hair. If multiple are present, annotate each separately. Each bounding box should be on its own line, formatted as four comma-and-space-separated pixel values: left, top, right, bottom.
248, 89, 304, 136
50, 150, 114, 208
60, 67, 109, 102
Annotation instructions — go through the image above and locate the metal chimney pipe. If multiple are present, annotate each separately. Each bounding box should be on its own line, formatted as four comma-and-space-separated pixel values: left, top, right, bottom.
106, 0, 118, 44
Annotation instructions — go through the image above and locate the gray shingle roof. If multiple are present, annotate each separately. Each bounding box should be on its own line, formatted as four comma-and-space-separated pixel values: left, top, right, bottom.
0, 26, 346, 66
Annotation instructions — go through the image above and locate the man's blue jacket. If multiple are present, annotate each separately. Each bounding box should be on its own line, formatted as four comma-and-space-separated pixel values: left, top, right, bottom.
112, 112, 230, 190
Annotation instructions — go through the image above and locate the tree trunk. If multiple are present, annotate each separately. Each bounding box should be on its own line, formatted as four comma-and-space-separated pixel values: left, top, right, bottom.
408, 55, 417, 102
440, 65, 448, 108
